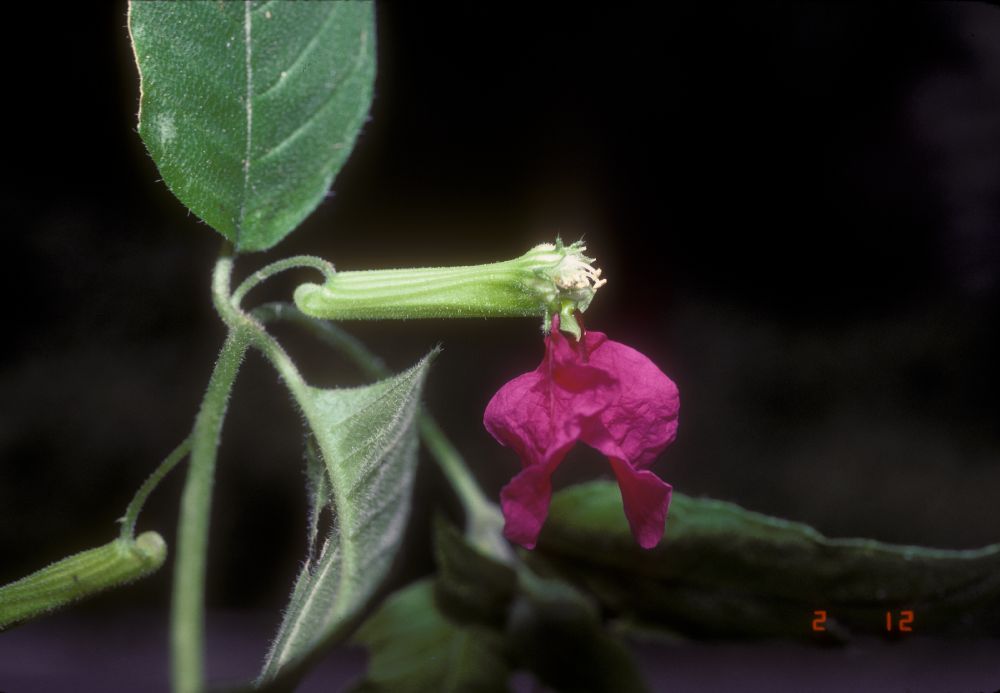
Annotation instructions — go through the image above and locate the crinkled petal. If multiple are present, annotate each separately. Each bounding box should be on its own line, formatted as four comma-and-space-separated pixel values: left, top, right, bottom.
483, 326, 615, 469
608, 457, 672, 549
485, 315, 679, 550
483, 370, 551, 467
587, 336, 679, 469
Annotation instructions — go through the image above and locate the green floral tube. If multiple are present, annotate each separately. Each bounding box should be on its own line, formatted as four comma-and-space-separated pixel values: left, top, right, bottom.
0, 532, 167, 630
293, 240, 606, 338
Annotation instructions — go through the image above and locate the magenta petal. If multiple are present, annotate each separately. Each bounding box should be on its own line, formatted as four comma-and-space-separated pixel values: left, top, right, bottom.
608, 457, 672, 549
500, 463, 557, 549
484, 370, 550, 467
485, 314, 680, 551
588, 338, 679, 469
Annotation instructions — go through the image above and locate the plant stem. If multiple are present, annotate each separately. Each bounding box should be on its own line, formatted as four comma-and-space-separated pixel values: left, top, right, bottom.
251, 302, 511, 560
230, 255, 335, 309
119, 435, 192, 542
171, 248, 250, 693
254, 301, 388, 379
417, 415, 511, 560
211, 257, 312, 404
416, 416, 495, 524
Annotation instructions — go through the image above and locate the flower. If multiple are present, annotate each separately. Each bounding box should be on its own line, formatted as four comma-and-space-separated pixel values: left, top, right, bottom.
484, 315, 680, 549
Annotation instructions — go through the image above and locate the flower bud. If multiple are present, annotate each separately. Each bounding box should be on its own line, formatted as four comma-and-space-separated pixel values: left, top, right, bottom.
293, 239, 605, 329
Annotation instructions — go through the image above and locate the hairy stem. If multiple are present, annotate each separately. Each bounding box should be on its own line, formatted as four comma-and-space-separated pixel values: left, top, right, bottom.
231, 255, 335, 309
171, 248, 250, 693
119, 435, 192, 542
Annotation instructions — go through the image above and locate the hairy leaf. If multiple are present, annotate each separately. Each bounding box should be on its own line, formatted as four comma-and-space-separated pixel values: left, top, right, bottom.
129, 0, 376, 251
532, 481, 1000, 639
351, 580, 511, 693
259, 352, 435, 681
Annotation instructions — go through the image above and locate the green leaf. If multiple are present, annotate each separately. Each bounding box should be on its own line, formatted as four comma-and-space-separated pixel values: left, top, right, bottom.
259, 352, 435, 682
302, 437, 332, 567
129, 0, 376, 251
352, 580, 511, 693
532, 481, 1000, 638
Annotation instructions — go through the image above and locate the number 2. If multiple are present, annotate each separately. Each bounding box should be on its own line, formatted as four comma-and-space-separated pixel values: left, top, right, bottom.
886, 610, 914, 632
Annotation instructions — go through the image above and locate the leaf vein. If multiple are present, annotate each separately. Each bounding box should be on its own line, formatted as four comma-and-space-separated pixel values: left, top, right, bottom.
313, 370, 419, 433
252, 24, 369, 166
257, 3, 340, 98
344, 421, 413, 499
252, 0, 279, 16
271, 543, 340, 670
237, 0, 254, 245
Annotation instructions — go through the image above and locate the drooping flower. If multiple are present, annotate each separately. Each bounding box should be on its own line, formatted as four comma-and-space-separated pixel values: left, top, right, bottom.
484, 315, 680, 550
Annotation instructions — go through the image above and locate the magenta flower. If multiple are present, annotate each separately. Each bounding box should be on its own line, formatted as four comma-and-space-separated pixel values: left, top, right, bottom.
484, 315, 680, 550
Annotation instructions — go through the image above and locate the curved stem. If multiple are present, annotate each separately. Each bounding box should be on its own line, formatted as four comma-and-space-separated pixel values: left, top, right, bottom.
417, 415, 511, 560
416, 416, 494, 523
216, 259, 313, 410
253, 302, 387, 378
230, 255, 335, 309
119, 435, 192, 542
210, 249, 239, 322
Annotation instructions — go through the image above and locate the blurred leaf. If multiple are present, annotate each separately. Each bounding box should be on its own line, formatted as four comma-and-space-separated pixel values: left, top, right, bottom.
532, 481, 1000, 638
129, 0, 376, 251
434, 517, 647, 692
259, 352, 435, 682
433, 516, 518, 629
508, 570, 648, 693
352, 580, 511, 693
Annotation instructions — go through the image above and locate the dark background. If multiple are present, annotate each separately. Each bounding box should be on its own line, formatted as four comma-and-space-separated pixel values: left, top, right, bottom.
2, 1, 1000, 689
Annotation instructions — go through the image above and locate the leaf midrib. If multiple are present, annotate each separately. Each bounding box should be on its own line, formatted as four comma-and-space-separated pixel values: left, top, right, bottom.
236, 0, 253, 247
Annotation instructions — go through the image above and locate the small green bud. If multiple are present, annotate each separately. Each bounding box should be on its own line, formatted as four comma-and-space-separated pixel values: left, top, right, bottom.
0, 532, 167, 630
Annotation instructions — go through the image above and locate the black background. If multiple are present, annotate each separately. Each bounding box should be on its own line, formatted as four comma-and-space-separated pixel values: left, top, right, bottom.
2, 1, 1000, 688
